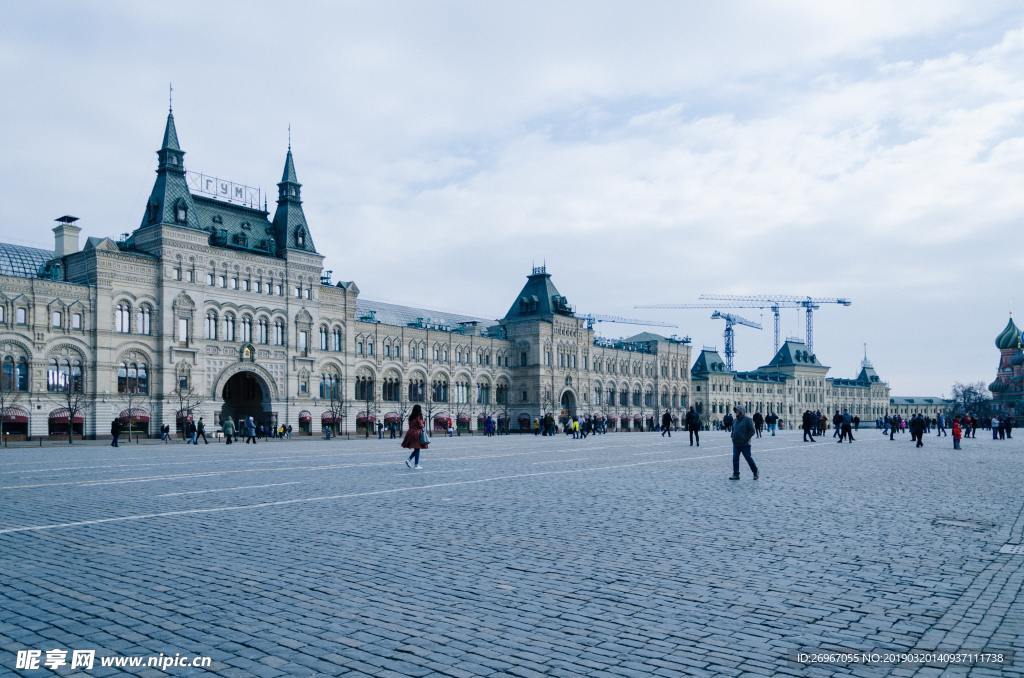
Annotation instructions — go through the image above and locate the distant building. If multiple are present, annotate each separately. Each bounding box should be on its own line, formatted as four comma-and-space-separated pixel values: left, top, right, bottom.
690, 339, 891, 426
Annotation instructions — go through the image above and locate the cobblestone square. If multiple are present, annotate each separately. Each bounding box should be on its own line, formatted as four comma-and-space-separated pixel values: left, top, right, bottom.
1, 430, 1022, 677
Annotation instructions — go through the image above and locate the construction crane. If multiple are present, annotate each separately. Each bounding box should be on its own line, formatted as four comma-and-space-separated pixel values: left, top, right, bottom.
578, 313, 678, 331
637, 295, 851, 354
711, 311, 762, 371
699, 295, 851, 354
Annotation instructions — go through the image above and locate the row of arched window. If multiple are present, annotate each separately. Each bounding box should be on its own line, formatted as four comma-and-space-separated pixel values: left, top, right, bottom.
204, 312, 285, 346
115, 303, 152, 335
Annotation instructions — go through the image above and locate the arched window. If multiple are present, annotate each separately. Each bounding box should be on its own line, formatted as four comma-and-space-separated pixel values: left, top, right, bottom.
115, 303, 131, 333
476, 382, 490, 405
319, 326, 328, 351
118, 362, 149, 394
383, 377, 401, 402
431, 379, 449, 403
204, 311, 218, 339
241, 316, 252, 343
320, 373, 340, 400
174, 199, 188, 224
332, 328, 342, 352
69, 359, 82, 393
496, 383, 508, 405
224, 314, 236, 342
136, 306, 152, 335
257, 318, 268, 344
274, 320, 285, 346
1, 356, 13, 391
355, 375, 375, 401
408, 378, 425, 402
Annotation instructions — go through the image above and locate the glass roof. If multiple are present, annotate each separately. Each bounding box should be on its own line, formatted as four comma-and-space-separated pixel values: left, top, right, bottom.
0, 243, 53, 278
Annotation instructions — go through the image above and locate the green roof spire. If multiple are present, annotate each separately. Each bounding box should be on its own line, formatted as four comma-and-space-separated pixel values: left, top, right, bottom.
139, 108, 197, 230
272, 142, 316, 254
161, 110, 181, 153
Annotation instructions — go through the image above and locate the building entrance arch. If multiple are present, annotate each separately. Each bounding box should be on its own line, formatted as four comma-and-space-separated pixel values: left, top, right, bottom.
560, 390, 577, 418
221, 370, 273, 433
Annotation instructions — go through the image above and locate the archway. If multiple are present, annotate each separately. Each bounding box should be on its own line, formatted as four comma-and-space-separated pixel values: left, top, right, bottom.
222, 371, 273, 433
560, 390, 577, 418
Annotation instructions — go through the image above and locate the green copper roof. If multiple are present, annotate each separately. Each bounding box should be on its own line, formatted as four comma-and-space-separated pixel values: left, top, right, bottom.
762, 340, 825, 369
995, 317, 1020, 350
281, 148, 298, 183
194, 197, 278, 255
272, 147, 317, 255
162, 112, 181, 151
140, 112, 198, 230
691, 348, 730, 375
503, 267, 575, 321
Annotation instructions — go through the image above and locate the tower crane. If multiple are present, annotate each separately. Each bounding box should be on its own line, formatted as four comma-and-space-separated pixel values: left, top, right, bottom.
578, 313, 678, 331
637, 295, 851, 355
699, 295, 851, 354
711, 311, 762, 371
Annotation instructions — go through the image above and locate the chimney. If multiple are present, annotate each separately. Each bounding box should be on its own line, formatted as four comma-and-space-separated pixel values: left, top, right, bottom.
53, 215, 81, 258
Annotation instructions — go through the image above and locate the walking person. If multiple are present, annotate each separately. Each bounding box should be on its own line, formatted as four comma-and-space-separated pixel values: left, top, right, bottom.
728, 407, 758, 481
661, 410, 672, 437
992, 416, 1001, 440
222, 417, 235, 444
197, 417, 209, 445
802, 410, 816, 442
402, 404, 429, 470
752, 411, 764, 439
952, 419, 962, 450
766, 412, 777, 436
160, 424, 171, 443
910, 413, 925, 448
936, 413, 947, 437
685, 407, 700, 447
245, 416, 257, 444
187, 418, 197, 445
110, 418, 121, 447
832, 411, 842, 439
839, 410, 854, 443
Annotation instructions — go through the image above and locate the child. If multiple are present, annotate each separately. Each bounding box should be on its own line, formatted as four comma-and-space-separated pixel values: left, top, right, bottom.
952, 419, 961, 450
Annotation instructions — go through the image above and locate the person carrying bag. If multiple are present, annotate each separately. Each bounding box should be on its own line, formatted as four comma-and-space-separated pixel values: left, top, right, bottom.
402, 404, 429, 469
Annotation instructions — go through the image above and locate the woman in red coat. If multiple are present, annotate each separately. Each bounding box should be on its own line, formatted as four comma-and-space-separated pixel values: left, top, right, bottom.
402, 404, 429, 469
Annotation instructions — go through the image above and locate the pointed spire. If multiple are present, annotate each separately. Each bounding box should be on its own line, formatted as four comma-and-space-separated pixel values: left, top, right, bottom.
161, 110, 181, 152
281, 142, 298, 184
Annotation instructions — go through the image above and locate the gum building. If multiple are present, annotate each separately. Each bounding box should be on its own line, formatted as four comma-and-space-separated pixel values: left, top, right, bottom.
0, 109, 696, 439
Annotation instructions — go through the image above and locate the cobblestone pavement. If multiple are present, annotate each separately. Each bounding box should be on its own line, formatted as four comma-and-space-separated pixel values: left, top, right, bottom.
0, 428, 1022, 677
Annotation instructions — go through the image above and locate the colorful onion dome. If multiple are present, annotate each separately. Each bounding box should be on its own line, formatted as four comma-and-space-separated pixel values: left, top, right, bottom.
995, 317, 1021, 350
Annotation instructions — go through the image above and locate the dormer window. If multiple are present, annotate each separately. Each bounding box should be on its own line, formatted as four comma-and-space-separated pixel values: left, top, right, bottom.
212, 215, 223, 224
296, 228, 305, 247
173, 199, 188, 224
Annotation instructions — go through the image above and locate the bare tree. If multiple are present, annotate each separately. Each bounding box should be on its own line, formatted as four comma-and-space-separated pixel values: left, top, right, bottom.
118, 388, 146, 444
61, 384, 87, 445
171, 383, 204, 441
951, 382, 992, 417
325, 377, 346, 438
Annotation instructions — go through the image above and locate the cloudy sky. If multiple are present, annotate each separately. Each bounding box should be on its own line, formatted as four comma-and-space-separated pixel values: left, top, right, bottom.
1, 1, 1022, 396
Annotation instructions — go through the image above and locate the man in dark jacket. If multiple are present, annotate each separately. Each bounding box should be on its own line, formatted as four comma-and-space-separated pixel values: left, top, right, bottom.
729, 407, 758, 480
110, 418, 121, 447
752, 411, 764, 438
909, 413, 925, 447
722, 412, 734, 432
661, 410, 672, 437
802, 410, 816, 442
685, 407, 700, 447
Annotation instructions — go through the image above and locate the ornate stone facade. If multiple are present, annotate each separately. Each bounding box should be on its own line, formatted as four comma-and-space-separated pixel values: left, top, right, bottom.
0, 111, 694, 439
